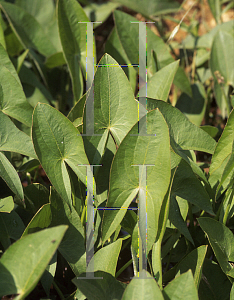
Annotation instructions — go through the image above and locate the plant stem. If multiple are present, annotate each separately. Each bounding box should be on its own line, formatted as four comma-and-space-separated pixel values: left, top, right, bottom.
115, 259, 133, 278
188, 203, 195, 238
220, 84, 231, 116
53, 280, 65, 300
223, 188, 234, 225
164, 247, 173, 274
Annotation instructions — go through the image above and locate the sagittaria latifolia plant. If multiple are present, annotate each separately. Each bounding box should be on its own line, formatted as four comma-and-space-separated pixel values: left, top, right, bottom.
0, 0, 234, 299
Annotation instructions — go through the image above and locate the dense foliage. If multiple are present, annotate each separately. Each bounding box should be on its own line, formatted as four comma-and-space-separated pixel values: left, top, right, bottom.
0, 0, 234, 299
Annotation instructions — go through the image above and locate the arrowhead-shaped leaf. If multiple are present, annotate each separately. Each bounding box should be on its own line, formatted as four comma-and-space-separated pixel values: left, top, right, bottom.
102, 109, 171, 252
32, 103, 89, 207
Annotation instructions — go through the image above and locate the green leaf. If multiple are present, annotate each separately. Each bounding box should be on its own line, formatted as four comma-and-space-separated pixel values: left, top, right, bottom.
175, 245, 207, 288
198, 217, 234, 275
23, 183, 49, 214
67, 92, 86, 127
87, 53, 138, 145
209, 109, 234, 194
105, 26, 137, 93
44, 52, 66, 69
121, 270, 164, 300
0, 152, 24, 200
171, 160, 213, 214
113, 10, 139, 67
210, 30, 234, 116
84, 2, 120, 27
176, 82, 207, 126
200, 125, 219, 138
15, 0, 55, 29
0, 111, 36, 158
73, 271, 126, 300
0, 66, 33, 127
32, 103, 89, 207
22, 203, 52, 236
0, 196, 14, 213
50, 187, 86, 276
147, 100, 216, 154
216, 141, 234, 196
169, 195, 194, 245
19, 64, 53, 106
146, 28, 192, 97
87, 239, 122, 276
231, 284, 234, 300
0, 225, 67, 299
0, 42, 20, 84
207, 0, 221, 24
112, 0, 180, 17
58, 0, 94, 102
0, 11, 6, 49
163, 270, 199, 300
140, 60, 179, 102
198, 259, 232, 300
183, 20, 234, 49
0, 1, 56, 57
14, 0, 62, 53
113, 10, 192, 97
82, 54, 138, 201
0, 210, 25, 242
152, 168, 176, 287
102, 109, 171, 253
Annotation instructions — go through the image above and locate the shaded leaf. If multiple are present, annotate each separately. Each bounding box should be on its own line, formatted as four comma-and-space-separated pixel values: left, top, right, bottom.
198, 217, 234, 275
0, 152, 24, 200
50, 187, 86, 276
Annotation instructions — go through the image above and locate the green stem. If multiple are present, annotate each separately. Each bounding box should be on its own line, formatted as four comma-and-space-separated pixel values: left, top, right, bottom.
220, 83, 230, 116
223, 188, 234, 225
53, 280, 65, 300
164, 247, 173, 274
81, 201, 87, 227
115, 259, 133, 278
188, 203, 195, 237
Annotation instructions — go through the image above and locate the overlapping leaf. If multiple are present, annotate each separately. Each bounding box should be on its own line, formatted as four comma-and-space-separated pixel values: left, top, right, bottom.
102, 109, 171, 253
